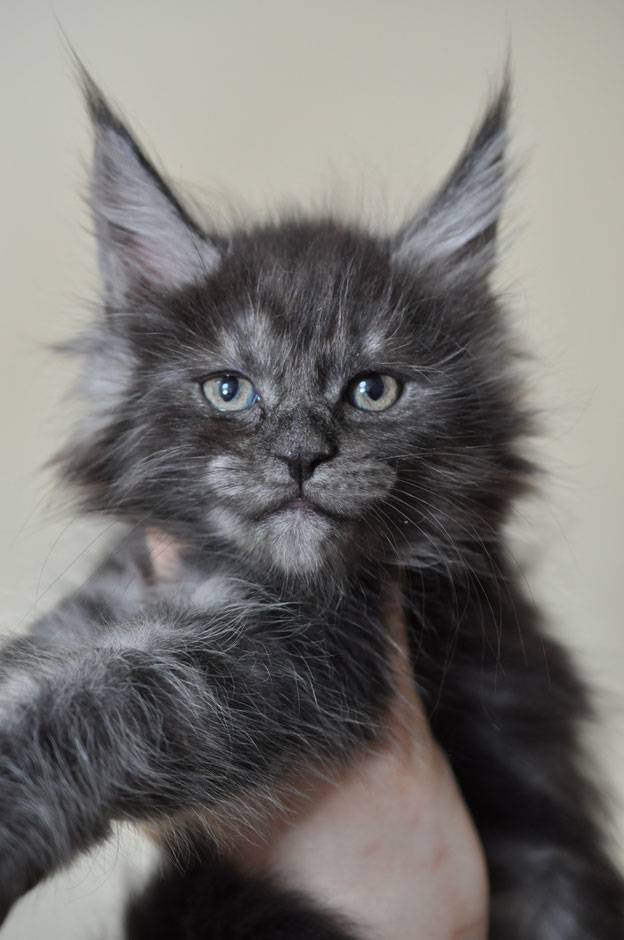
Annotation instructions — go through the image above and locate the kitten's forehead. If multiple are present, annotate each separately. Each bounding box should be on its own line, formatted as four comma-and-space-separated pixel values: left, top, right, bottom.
208, 221, 404, 383
214, 299, 394, 398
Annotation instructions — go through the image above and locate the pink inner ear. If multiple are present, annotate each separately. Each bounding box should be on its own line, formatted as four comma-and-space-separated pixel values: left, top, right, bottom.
117, 228, 169, 288
145, 528, 181, 581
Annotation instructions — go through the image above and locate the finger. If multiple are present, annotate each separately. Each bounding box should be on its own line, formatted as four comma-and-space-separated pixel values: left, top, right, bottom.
144, 528, 181, 581
381, 584, 434, 752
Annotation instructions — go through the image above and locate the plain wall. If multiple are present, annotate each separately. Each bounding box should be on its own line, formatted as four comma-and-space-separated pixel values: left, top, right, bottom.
1, 1, 622, 936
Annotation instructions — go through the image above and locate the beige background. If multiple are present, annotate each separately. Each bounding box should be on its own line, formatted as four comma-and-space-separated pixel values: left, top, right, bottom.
1, 0, 623, 936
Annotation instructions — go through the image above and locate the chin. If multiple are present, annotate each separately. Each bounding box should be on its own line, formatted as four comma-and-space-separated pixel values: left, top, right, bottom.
255, 509, 338, 577
207, 503, 355, 579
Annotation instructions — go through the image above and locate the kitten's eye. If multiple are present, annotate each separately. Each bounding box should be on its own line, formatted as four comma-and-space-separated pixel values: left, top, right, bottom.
347, 373, 401, 412
201, 374, 259, 412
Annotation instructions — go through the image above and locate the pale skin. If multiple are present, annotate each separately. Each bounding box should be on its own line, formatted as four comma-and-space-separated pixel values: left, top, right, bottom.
147, 532, 489, 940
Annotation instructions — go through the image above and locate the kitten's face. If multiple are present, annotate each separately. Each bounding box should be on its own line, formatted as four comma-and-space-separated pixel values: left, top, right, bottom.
133, 225, 428, 575
62, 79, 529, 580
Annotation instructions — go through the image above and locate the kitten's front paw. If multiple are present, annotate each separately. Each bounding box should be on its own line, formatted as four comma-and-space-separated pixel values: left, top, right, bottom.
0, 853, 37, 928
0, 892, 18, 929
0, 747, 49, 925
0, 862, 44, 928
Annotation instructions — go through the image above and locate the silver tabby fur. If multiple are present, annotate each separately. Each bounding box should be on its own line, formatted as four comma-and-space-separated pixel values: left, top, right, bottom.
0, 72, 623, 938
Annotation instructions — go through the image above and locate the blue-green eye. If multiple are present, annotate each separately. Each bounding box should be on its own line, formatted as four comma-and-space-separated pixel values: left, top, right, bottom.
201, 374, 259, 412
347, 373, 401, 412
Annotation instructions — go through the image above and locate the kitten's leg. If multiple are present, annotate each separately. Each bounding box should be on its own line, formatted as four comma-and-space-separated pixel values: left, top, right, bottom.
472, 645, 624, 940
416, 573, 624, 940
0, 595, 388, 923
126, 854, 360, 940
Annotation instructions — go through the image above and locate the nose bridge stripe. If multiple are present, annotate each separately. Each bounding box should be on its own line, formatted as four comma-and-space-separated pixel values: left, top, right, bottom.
274, 408, 334, 453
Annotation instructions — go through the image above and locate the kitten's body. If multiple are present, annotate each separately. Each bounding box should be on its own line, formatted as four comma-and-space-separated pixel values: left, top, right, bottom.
1, 76, 623, 937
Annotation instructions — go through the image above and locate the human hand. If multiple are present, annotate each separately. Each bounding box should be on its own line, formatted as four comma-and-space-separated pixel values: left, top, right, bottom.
146, 533, 489, 940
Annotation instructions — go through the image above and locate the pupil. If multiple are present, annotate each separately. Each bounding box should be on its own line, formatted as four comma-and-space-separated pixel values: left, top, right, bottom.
361, 374, 384, 401
220, 376, 239, 402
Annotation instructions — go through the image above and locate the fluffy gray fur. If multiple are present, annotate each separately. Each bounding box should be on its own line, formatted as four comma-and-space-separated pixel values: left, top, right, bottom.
0, 72, 623, 939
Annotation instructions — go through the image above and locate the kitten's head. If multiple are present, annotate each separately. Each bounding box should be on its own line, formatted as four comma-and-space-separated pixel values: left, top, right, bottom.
60, 76, 531, 580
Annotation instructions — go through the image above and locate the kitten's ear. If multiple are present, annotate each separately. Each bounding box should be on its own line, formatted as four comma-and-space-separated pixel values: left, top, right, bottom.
392, 82, 510, 287
82, 74, 220, 304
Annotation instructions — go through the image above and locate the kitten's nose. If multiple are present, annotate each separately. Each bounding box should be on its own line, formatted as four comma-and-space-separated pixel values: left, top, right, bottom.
277, 451, 334, 489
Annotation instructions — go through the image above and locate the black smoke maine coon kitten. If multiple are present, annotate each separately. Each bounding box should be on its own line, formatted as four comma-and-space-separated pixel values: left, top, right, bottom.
1, 74, 623, 938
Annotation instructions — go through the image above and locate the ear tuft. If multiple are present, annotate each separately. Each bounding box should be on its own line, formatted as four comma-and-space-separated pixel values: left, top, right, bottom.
79, 70, 220, 304
393, 78, 511, 286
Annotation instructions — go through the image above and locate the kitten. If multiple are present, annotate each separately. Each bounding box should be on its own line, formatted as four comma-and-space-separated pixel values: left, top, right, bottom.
1, 72, 623, 938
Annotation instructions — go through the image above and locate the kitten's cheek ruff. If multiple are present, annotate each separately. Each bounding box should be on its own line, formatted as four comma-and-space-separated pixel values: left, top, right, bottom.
205, 505, 252, 549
